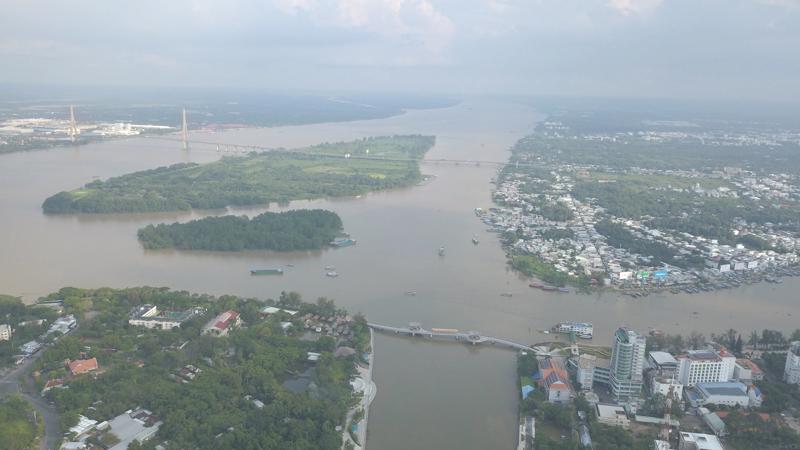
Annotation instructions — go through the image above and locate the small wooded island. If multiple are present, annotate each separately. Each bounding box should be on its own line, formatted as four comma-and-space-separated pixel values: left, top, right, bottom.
42, 135, 435, 214
138, 209, 343, 251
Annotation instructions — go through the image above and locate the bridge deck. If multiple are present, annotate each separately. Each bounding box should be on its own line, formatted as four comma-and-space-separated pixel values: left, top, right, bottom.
367, 322, 547, 355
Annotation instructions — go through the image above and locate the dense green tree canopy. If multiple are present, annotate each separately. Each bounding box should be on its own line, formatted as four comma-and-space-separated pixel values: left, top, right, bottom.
138, 209, 343, 251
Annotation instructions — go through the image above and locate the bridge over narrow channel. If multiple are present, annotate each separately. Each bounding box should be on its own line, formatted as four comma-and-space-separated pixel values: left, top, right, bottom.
367, 322, 550, 355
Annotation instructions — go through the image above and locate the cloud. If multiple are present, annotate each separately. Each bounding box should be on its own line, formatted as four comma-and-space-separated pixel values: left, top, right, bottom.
273, 0, 455, 62
607, 0, 663, 16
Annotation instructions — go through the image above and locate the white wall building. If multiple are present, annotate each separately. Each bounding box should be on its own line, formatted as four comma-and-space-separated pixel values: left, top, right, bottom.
0, 323, 11, 341
652, 377, 683, 401
577, 354, 596, 391
678, 432, 723, 450
785, 341, 800, 385
677, 350, 736, 387
610, 328, 646, 401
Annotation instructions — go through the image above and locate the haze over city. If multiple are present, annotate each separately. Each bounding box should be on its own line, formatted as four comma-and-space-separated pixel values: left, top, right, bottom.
2, 0, 800, 99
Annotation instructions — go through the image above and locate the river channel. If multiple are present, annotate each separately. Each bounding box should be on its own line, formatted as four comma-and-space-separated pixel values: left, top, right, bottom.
2, 99, 799, 449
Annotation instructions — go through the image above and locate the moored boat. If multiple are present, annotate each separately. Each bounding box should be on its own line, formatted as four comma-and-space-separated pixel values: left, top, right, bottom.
330, 238, 357, 248
250, 268, 284, 275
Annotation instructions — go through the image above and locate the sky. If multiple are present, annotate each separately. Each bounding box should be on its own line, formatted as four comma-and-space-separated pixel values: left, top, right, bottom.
1, 0, 799, 100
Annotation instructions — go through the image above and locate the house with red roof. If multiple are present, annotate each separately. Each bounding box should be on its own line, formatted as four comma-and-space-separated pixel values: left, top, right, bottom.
201, 310, 241, 337
67, 357, 98, 375
537, 357, 574, 404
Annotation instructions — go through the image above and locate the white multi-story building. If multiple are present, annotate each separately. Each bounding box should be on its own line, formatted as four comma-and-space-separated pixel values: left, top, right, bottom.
128, 305, 201, 330
677, 350, 736, 387
678, 432, 724, 450
610, 328, 646, 401
0, 323, 11, 341
577, 354, 596, 391
785, 341, 800, 385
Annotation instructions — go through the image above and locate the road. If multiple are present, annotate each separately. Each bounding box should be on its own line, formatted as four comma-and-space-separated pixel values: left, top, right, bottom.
0, 352, 62, 450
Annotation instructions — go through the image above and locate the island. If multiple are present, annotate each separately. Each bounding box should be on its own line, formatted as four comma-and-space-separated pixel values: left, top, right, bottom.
42, 135, 435, 214
137, 209, 344, 251
0, 287, 374, 450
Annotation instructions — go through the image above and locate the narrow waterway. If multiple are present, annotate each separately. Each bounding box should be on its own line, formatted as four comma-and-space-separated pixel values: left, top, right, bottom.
1, 99, 799, 449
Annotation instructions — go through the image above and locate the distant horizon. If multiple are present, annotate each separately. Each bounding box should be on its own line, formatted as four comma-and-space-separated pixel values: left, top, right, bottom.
3, 1, 799, 102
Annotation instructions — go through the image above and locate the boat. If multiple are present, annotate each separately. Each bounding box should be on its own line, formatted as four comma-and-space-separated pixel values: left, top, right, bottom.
324, 265, 335, 271
405, 290, 417, 296
529, 282, 543, 289
250, 268, 284, 275
552, 321, 593, 339
500, 292, 513, 297
330, 238, 357, 248
557, 287, 570, 293
472, 234, 479, 245
326, 271, 339, 278
540, 285, 557, 292
438, 246, 445, 256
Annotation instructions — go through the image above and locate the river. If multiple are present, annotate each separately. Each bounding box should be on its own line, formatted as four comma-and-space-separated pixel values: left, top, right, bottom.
2, 98, 799, 449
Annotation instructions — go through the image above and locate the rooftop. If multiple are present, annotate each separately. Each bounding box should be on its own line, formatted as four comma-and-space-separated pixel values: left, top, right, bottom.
696, 381, 748, 398
684, 350, 722, 362
680, 432, 723, 450
649, 351, 678, 366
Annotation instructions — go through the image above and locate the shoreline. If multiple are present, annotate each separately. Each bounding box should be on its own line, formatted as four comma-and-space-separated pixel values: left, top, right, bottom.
344, 328, 376, 449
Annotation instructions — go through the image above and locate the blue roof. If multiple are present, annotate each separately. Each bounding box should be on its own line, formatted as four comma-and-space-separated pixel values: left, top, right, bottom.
521, 385, 535, 399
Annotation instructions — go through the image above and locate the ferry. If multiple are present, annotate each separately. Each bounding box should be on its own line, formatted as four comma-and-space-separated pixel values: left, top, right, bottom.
250, 268, 284, 275
330, 238, 357, 248
552, 321, 593, 339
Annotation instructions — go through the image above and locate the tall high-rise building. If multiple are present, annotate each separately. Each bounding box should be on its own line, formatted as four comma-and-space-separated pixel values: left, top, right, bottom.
610, 327, 646, 402
785, 341, 800, 385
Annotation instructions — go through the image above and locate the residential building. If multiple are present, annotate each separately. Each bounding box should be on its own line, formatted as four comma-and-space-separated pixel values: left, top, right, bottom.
595, 404, 630, 428
698, 408, 727, 437
648, 351, 679, 378
20, 340, 42, 355
733, 359, 763, 383
784, 341, 800, 385
260, 306, 298, 317
537, 357, 573, 404
0, 323, 11, 341
687, 381, 759, 408
106, 408, 162, 450
577, 354, 596, 391
68, 358, 99, 375
48, 314, 77, 335
202, 310, 241, 336
128, 305, 202, 330
677, 350, 736, 387
593, 357, 611, 385
610, 327, 646, 401
652, 377, 683, 401
678, 432, 724, 450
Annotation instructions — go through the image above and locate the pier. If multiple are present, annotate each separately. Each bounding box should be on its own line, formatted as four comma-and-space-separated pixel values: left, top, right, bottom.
367, 322, 550, 355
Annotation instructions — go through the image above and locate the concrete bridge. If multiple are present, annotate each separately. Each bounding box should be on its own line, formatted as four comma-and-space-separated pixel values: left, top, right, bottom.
367, 322, 550, 355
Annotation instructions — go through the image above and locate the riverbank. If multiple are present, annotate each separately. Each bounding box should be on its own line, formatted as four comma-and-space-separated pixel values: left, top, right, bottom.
344, 328, 376, 449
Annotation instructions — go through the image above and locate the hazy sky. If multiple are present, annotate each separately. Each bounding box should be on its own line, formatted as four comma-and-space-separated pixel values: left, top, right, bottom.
2, 0, 799, 100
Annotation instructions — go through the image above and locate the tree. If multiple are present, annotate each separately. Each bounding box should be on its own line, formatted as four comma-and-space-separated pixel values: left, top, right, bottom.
688, 332, 706, 350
